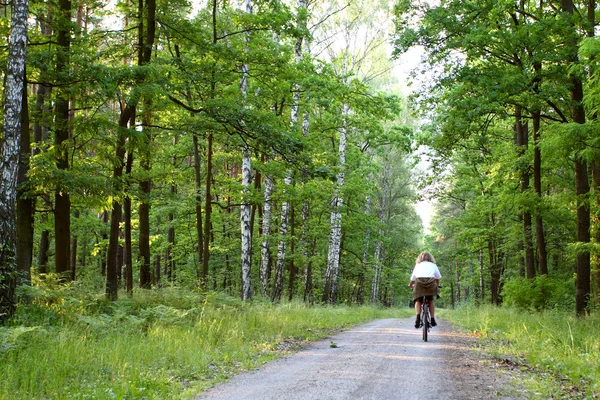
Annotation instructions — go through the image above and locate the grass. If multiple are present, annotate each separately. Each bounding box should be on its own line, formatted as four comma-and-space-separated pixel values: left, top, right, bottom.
441, 305, 600, 399
0, 283, 412, 400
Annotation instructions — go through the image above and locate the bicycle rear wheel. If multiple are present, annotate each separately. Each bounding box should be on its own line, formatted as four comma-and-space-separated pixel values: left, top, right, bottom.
422, 305, 429, 342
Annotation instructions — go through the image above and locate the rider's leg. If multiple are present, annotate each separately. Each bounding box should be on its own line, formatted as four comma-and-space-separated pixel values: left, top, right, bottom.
414, 300, 422, 328
429, 299, 437, 326
414, 300, 422, 316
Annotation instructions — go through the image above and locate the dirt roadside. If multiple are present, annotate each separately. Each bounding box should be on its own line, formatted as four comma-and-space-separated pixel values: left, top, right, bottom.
195, 317, 520, 399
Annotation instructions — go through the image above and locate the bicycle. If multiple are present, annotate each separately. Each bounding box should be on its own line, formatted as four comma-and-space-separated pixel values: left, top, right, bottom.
415, 284, 441, 342
418, 295, 431, 342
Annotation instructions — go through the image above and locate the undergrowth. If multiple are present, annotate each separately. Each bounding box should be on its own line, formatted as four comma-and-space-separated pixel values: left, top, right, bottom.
443, 305, 600, 399
0, 280, 410, 400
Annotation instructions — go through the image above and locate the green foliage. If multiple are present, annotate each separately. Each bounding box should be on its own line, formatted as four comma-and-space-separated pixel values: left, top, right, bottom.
502, 276, 575, 311
444, 306, 600, 398
8, 0, 419, 322
0, 283, 410, 399
391, 0, 600, 313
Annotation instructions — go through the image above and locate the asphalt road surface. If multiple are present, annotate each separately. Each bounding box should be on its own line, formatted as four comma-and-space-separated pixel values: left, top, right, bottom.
197, 318, 517, 400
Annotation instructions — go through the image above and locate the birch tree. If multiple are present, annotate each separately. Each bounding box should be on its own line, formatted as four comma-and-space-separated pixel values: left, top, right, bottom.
272, 0, 308, 302
240, 0, 253, 301
260, 170, 273, 296
315, 0, 391, 303
0, 0, 29, 321
322, 101, 348, 304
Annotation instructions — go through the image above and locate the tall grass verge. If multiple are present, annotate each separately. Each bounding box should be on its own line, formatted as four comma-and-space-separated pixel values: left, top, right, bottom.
0, 283, 411, 399
442, 305, 600, 398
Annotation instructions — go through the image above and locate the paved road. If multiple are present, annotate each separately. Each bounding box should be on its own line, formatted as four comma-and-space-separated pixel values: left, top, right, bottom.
196, 318, 516, 400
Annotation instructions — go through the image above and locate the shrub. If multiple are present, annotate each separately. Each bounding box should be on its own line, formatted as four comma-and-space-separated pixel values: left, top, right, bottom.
502, 275, 575, 311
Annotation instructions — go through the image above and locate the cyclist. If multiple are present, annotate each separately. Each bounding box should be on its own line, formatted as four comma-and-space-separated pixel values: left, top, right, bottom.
408, 251, 441, 329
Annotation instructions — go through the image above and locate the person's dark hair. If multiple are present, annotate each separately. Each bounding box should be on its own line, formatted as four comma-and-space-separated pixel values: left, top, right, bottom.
416, 251, 436, 264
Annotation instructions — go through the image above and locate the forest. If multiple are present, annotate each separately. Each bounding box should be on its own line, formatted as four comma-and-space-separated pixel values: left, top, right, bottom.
2, 0, 600, 398
1, 0, 600, 318
0, 0, 423, 319
393, 0, 600, 316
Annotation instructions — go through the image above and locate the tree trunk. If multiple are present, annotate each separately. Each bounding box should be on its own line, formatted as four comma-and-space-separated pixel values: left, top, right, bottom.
239, 0, 253, 301
287, 207, 296, 301
33, 9, 52, 276
531, 60, 548, 276
138, 110, 152, 288
166, 138, 177, 281
586, 0, 600, 305
251, 168, 261, 248
138, 185, 151, 287
260, 172, 273, 296
124, 151, 134, 294
106, 108, 135, 300
202, 132, 213, 283
276, 3, 306, 301
240, 144, 253, 301
16, 79, 33, 287
488, 214, 501, 305
562, 0, 591, 316
201, 0, 219, 287
54, 0, 72, 279
0, 0, 28, 322
192, 132, 204, 277
272, 174, 292, 303
138, 0, 156, 289
516, 106, 535, 279
323, 103, 348, 304
166, 196, 176, 282
292, 0, 313, 304
106, 160, 124, 300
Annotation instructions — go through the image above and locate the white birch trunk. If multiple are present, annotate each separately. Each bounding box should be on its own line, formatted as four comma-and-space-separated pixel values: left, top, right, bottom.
240, 0, 253, 301
272, 173, 292, 302
273, 0, 308, 302
0, 0, 28, 321
324, 102, 348, 304
241, 145, 252, 301
260, 173, 273, 296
